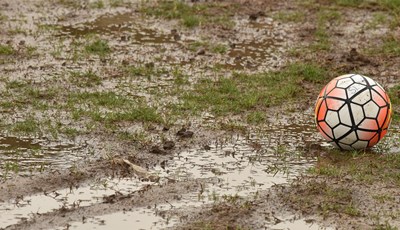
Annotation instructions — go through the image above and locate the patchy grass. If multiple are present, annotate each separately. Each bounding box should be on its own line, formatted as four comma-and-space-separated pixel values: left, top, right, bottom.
366, 35, 400, 58
389, 84, 400, 107
310, 9, 341, 51
0, 44, 14, 55
123, 64, 167, 80
247, 111, 266, 124
211, 44, 228, 54
0, 13, 7, 21
308, 150, 400, 185
273, 11, 305, 22
57, 0, 81, 8
172, 68, 190, 86
67, 92, 162, 124
85, 39, 111, 56
188, 41, 228, 54
182, 15, 200, 28
68, 92, 131, 109
336, 0, 364, 7
12, 117, 40, 134
389, 84, 400, 122
141, 0, 235, 28
110, 0, 126, 7
95, 107, 162, 123
6, 80, 27, 90
70, 70, 102, 87
381, 36, 400, 56
381, 0, 400, 12
366, 12, 390, 29
90, 0, 104, 9
282, 180, 360, 217
174, 63, 328, 115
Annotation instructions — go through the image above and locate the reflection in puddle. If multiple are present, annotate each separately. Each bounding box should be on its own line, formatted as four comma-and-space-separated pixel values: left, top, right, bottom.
0, 135, 88, 178
0, 177, 153, 229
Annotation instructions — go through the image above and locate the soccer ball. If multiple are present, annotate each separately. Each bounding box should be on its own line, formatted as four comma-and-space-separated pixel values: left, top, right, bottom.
315, 74, 392, 150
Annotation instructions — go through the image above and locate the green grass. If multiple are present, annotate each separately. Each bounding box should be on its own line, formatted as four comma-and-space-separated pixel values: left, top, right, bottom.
310, 10, 341, 51
0, 44, 14, 55
372, 194, 395, 203
389, 84, 400, 106
174, 63, 328, 116
0, 13, 7, 21
90, 0, 104, 9
182, 15, 200, 28
68, 92, 131, 109
67, 91, 162, 124
123, 64, 167, 80
6, 80, 27, 90
247, 111, 266, 124
336, 0, 364, 7
12, 118, 40, 134
70, 70, 102, 87
366, 12, 389, 29
375, 222, 399, 230
308, 150, 400, 185
334, 0, 400, 14
273, 11, 305, 22
188, 41, 228, 54
381, 0, 400, 11
85, 39, 111, 56
94, 107, 161, 123
211, 43, 228, 54
172, 68, 190, 86
141, 0, 234, 28
389, 84, 400, 122
284, 180, 361, 217
57, 0, 81, 8
381, 36, 400, 56
110, 0, 126, 7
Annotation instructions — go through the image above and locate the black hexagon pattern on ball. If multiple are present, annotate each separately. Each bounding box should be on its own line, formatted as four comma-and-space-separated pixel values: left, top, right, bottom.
316, 74, 391, 150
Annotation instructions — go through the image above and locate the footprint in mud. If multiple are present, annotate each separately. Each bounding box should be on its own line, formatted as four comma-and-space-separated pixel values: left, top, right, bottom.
162, 140, 175, 150
149, 145, 168, 155
176, 128, 194, 138
149, 141, 175, 155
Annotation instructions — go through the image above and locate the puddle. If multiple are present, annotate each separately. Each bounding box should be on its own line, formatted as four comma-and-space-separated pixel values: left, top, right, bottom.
153, 126, 316, 198
272, 218, 334, 230
2, 114, 398, 229
59, 12, 287, 71
55, 207, 176, 230
59, 118, 400, 229
0, 177, 153, 229
57, 116, 320, 229
225, 39, 282, 69
0, 135, 88, 178
59, 13, 175, 44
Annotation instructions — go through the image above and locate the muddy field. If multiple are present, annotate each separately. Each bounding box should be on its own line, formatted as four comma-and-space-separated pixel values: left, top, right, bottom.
0, 0, 399, 229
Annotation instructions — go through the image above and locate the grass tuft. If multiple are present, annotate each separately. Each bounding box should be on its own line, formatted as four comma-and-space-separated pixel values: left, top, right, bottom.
12, 118, 40, 134
141, 0, 234, 28
381, 36, 400, 56
174, 63, 328, 116
70, 70, 102, 87
0, 44, 14, 55
85, 39, 111, 56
